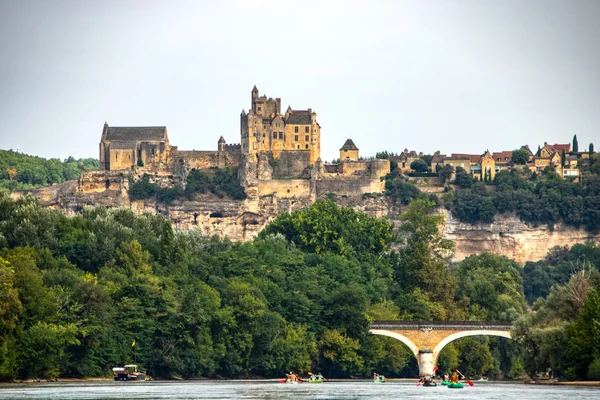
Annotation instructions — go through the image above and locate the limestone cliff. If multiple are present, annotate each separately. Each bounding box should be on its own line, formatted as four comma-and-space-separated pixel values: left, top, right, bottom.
11, 178, 598, 265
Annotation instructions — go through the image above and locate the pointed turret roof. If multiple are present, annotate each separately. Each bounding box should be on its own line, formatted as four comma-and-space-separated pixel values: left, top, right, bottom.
340, 139, 359, 151
218, 136, 226, 144
241, 109, 246, 116
252, 85, 258, 93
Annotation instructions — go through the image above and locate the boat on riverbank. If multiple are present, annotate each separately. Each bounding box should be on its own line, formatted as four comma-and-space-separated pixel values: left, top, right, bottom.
112, 365, 146, 381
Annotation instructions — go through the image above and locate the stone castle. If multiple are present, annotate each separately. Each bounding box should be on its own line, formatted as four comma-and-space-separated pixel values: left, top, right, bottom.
95, 86, 389, 201
21, 87, 389, 241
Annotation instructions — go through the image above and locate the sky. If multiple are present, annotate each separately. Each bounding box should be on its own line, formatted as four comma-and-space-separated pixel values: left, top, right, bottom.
0, 0, 598, 162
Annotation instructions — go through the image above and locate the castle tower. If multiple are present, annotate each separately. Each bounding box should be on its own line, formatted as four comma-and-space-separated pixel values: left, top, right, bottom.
218, 136, 226, 152
340, 139, 359, 161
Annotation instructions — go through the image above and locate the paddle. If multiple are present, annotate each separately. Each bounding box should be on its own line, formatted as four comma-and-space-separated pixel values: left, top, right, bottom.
456, 369, 474, 386
416, 378, 423, 387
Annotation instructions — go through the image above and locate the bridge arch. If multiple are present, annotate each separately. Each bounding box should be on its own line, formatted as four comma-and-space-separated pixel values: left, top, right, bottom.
368, 329, 419, 357
432, 329, 512, 359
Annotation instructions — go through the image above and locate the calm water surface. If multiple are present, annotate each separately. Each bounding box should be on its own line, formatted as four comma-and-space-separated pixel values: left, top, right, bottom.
0, 380, 597, 400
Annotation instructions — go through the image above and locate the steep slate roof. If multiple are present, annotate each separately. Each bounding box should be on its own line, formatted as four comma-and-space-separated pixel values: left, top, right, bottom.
218, 136, 226, 144
286, 110, 312, 125
340, 139, 359, 151
105, 126, 167, 141
111, 140, 138, 149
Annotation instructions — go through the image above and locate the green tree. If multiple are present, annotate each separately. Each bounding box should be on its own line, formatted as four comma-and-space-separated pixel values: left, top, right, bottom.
511, 148, 530, 165
410, 159, 428, 173
573, 134, 579, 153
394, 199, 457, 319
439, 164, 454, 183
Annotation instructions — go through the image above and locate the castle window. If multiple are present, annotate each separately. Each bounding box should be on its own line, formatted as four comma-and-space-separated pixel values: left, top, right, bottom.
297, 145, 300, 149
279, 132, 283, 139
294, 126, 299, 133
305, 144, 309, 149
294, 135, 298, 141
305, 135, 309, 141
258, 106, 261, 111
305, 126, 309, 133
273, 132, 277, 139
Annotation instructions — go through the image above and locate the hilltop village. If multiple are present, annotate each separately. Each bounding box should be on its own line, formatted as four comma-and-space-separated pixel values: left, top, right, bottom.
11, 87, 599, 262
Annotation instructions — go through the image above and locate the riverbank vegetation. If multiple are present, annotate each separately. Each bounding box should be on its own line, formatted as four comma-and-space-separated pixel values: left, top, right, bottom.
0, 193, 598, 381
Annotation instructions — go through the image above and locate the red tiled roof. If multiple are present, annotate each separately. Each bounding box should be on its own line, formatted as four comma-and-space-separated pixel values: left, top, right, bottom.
451, 153, 481, 163
492, 151, 512, 162
550, 143, 571, 153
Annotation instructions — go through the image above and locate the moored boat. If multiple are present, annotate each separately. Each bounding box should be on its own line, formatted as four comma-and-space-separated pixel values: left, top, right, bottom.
112, 364, 146, 381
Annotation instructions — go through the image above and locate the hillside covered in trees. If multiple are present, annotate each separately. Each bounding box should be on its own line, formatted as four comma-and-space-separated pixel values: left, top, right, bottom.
0, 193, 599, 381
0, 150, 98, 191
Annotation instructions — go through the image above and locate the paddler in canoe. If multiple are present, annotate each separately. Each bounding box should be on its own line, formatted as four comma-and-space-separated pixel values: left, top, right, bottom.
285, 371, 299, 383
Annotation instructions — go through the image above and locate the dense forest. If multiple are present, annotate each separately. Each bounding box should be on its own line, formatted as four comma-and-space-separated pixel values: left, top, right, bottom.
0, 192, 599, 381
0, 150, 99, 191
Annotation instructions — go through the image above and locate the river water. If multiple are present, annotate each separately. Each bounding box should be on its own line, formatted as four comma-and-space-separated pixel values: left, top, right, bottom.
0, 380, 597, 400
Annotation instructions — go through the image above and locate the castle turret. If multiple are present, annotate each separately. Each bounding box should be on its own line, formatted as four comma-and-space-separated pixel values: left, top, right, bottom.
218, 136, 226, 152
340, 139, 359, 161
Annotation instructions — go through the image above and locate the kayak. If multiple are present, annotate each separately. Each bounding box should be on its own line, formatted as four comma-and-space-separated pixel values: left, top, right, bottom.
441, 380, 451, 385
307, 378, 323, 383
475, 378, 488, 383
447, 382, 463, 389
373, 378, 387, 383
423, 381, 437, 387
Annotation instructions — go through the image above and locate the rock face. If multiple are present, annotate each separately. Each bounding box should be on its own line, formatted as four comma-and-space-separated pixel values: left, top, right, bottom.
11, 176, 599, 265
440, 209, 600, 264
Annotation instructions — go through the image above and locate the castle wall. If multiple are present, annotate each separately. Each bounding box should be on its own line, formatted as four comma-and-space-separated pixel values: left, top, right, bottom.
316, 178, 383, 198
258, 179, 311, 198
109, 149, 135, 170
171, 150, 242, 171
272, 150, 312, 179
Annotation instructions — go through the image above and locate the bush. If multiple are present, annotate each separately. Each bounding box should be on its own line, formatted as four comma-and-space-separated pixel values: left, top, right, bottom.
588, 357, 600, 380
407, 172, 438, 177
410, 159, 428, 173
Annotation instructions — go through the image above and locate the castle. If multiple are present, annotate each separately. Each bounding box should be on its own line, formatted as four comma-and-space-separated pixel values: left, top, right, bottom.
96, 87, 388, 197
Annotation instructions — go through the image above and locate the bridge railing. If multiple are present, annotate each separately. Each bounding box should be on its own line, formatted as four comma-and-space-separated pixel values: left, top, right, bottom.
370, 320, 513, 330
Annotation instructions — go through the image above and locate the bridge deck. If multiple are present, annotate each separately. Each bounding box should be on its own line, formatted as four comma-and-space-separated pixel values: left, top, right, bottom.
370, 320, 513, 331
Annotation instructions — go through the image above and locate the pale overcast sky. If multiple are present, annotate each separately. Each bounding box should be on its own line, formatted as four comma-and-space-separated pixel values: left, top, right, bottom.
0, 0, 598, 162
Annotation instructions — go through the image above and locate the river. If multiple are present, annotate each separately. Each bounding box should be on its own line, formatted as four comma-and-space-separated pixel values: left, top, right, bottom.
0, 380, 597, 399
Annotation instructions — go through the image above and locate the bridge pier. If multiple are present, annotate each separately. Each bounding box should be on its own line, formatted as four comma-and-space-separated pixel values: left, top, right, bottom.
417, 349, 435, 377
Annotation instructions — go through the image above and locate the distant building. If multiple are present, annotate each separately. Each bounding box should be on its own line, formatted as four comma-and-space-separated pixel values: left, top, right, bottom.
240, 86, 321, 164
99, 123, 170, 171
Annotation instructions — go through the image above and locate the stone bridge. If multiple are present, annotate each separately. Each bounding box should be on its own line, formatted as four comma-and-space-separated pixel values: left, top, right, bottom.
369, 321, 513, 377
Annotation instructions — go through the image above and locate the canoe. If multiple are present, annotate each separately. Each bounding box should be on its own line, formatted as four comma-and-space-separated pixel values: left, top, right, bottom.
447, 382, 464, 389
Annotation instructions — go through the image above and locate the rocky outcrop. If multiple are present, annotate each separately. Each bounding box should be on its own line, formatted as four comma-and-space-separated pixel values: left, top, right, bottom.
441, 209, 600, 264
